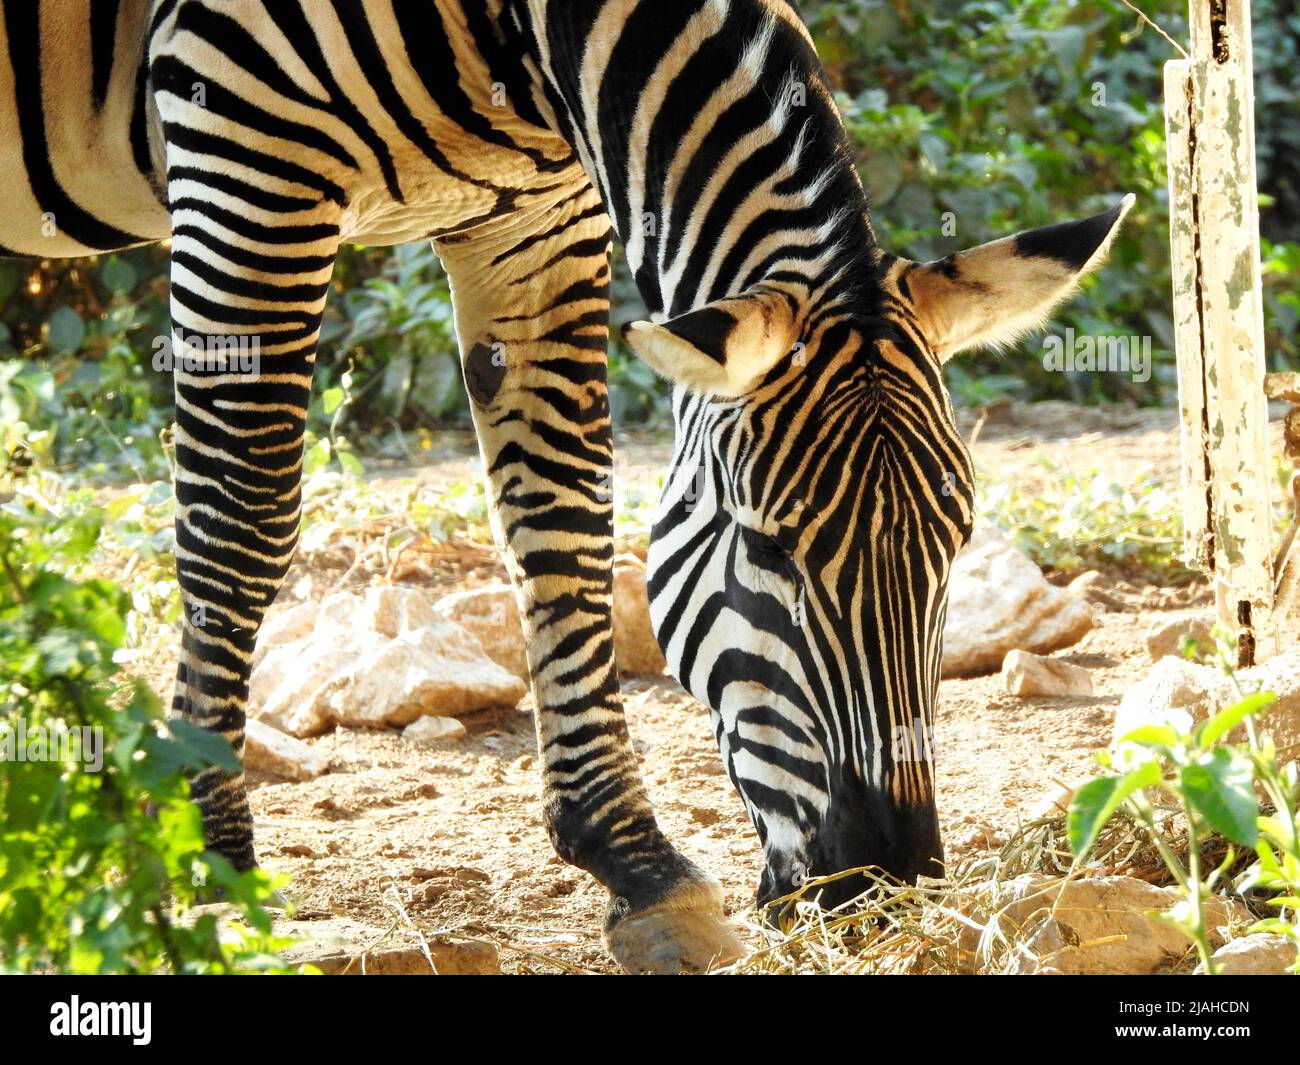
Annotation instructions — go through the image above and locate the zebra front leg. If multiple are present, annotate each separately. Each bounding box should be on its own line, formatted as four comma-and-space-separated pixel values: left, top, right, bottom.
437, 186, 745, 973
164, 187, 339, 874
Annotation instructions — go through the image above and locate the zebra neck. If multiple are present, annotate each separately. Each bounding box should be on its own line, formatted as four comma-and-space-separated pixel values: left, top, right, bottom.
522, 0, 874, 320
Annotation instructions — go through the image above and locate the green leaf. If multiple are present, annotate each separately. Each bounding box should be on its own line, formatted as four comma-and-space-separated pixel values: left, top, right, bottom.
141, 718, 240, 783
1068, 761, 1160, 858
46, 307, 86, 355
303, 436, 331, 476
1195, 692, 1276, 749
1116, 723, 1181, 749
321, 387, 345, 415
99, 257, 138, 296
1180, 749, 1259, 847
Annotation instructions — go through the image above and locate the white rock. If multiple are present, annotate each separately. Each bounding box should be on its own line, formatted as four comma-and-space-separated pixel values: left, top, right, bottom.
1113, 652, 1300, 754
243, 718, 329, 781
1022, 778, 1088, 821
1201, 933, 1298, 975
255, 637, 378, 737
981, 874, 1248, 975
613, 556, 667, 676
1001, 650, 1094, 697
1144, 614, 1214, 661
252, 601, 320, 670
942, 521, 1095, 677
434, 584, 528, 680
1066, 570, 1122, 610
184, 907, 500, 974
249, 588, 526, 737
249, 642, 297, 711
276, 915, 500, 974
354, 585, 444, 639
402, 715, 469, 745
319, 623, 526, 728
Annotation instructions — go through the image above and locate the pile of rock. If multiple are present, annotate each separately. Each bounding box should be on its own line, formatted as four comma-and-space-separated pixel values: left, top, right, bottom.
1000, 649, 1093, 697
1143, 614, 1215, 661
183, 905, 500, 975
251, 585, 527, 739
242, 560, 669, 781
961, 874, 1249, 975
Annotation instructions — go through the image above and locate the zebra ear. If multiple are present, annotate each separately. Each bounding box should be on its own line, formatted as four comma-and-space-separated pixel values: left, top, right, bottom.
621, 287, 800, 397
903, 195, 1135, 361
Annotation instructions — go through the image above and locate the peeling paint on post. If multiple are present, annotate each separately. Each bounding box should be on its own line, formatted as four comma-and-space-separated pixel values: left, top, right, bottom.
1165, 0, 1278, 664
1267, 373, 1300, 638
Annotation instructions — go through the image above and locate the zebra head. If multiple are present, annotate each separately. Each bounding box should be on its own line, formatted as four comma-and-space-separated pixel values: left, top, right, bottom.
627, 197, 1133, 907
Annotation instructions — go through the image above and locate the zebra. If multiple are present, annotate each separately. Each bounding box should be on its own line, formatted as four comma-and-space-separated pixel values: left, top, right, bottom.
2, 0, 1131, 972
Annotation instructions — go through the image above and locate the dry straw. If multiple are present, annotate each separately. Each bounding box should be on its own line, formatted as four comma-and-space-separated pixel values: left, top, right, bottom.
714, 806, 1242, 976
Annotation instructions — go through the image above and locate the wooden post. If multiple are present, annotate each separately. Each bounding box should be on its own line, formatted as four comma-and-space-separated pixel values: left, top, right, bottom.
1164, 0, 1278, 665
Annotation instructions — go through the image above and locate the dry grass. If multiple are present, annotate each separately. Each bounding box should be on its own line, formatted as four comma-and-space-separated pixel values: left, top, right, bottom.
716, 808, 1261, 976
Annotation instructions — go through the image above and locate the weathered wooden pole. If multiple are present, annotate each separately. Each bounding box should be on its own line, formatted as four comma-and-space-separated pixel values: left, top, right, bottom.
1164, 0, 1279, 665
1268, 373, 1300, 638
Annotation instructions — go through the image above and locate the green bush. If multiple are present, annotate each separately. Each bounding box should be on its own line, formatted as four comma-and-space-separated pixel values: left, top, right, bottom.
0, 485, 297, 973
0, 249, 173, 478
807, 0, 1299, 405
1070, 657, 1300, 974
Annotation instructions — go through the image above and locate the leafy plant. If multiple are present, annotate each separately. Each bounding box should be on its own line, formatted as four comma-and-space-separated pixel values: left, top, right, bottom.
828, 0, 1294, 401
0, 481, 300, 973
978, 458, 1191, 580
0, 248, 173, 479
980, 455, 1298, 583
316, 242, 463, 441
1069, 667, 1299, 974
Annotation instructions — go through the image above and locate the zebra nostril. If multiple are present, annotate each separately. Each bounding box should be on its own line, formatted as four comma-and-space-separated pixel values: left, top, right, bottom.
790, 860, 808, 887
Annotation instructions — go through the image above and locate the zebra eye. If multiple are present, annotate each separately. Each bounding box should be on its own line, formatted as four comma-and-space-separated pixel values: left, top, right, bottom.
740, 526, 790, 567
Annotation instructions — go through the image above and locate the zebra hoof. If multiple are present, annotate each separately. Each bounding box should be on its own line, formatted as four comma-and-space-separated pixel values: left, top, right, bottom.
605, 882, 747, 974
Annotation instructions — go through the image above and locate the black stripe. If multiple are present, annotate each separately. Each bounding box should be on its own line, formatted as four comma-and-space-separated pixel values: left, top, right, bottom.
169, 196, 338, 245
3, 3, 144, 249
170, 224, 336, 275
166, 166, 320, 214
462, 1, 549, 133
327, 0, 498, 195
392, 0, 548, 169
171, 249, 330, 303
254, 0, 405, 202
152, 56, 361, 171
133, 0, 181, 183
174, 3, 331, 111
129, 48, 156, 182
90, 0, 122, 111
162, 123, 347, 205
596, 0, 705, 237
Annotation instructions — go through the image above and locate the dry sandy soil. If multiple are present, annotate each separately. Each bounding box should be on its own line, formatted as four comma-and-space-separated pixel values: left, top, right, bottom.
189, 402, 1265, 973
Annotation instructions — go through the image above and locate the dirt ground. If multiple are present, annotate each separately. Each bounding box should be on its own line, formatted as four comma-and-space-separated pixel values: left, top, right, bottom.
212, 402, 1264, 973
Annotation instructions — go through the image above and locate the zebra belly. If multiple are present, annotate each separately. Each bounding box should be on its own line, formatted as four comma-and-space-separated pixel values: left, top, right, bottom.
338, 152, 586, 248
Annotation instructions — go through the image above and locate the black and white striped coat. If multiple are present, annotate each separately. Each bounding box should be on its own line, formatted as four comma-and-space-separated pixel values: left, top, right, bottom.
1, 0, 1130, 971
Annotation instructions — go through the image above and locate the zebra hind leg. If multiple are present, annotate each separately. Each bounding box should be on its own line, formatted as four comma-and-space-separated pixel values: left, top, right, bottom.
437, 185, 746, 973
164, 183, 339, 877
